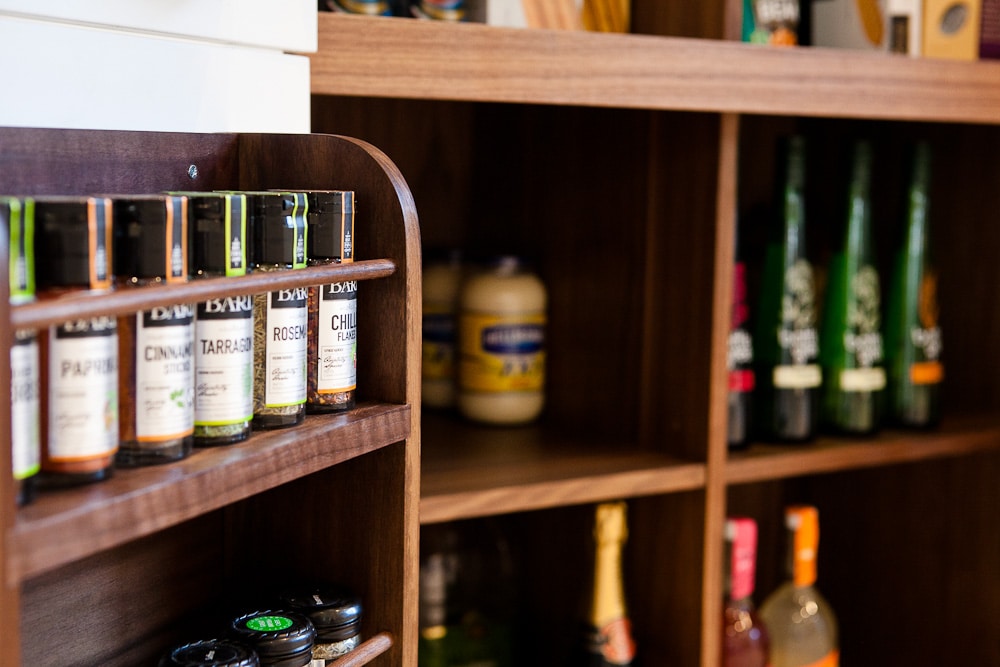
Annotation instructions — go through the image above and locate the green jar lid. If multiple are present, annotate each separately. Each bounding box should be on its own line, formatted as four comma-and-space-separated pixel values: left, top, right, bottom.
231, 610, 315, 666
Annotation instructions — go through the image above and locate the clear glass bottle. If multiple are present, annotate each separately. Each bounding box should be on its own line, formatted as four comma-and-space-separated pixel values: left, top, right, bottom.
722, 517, 770, 667
4, 197, 40, 504
759, 505, 839, 667
245, 192, 308, 430
754, 135, 821, 443
820, 140, 885, 435
458, 256, 546, 425
35, 196, 118, 487
186, 192, 253, 446
113, 195, 194, 466
304, 190, 357, 415
885, 141, 942, 428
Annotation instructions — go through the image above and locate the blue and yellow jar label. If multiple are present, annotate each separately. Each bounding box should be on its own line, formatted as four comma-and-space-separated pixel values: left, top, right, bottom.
459, 312, 545, 392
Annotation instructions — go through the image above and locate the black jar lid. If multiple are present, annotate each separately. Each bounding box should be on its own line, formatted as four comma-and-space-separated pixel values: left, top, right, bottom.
279, 586, 362, 642
159, 638, 260, 667
112, 195, 188, 282
304, 190, 354, 262
230, 610, 316, 665
181, 192, 248, 277
242, 192, 307, 269
33, 195, 113, 290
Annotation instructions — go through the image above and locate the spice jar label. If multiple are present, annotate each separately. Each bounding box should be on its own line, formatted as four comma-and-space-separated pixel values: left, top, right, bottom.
195, 296, 254, 426
316, 281, 357, 393
11, 332, 40, 479
264, 288, 308, 407
47, 318, 119, 459
134, 307, 195, 440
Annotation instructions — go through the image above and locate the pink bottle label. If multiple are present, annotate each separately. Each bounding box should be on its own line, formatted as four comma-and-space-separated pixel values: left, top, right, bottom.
729, 517, 757, 600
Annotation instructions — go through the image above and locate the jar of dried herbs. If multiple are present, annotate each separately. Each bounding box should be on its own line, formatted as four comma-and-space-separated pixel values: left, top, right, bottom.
159, 638, 260, 667
230, 610, 316, 667
4, 197, 40, 504
112, 195, 194, 466
185, 192, 253, 446
305, 190, 356, 414
34, 196, 118, 487
246, 192, 308, 430
280, 585, 363, 663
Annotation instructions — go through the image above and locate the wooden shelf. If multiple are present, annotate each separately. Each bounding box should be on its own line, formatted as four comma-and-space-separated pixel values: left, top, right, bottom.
7, 402, 410, 584
726, 414, 1000, 484
310, 13, 1000, 124
420, 413, 706, 523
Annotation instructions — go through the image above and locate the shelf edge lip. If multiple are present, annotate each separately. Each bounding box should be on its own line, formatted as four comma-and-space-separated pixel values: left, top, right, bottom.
724, 424, 1000, 485
327, 631, 394, 667
7, 402, 411, 585
419, 461, 706, 524
13, 259, 396, 331
309, 14, 1000, 125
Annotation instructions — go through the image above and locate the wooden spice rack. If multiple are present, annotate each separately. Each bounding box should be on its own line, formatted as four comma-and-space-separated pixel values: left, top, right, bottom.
0, 128, 421, 666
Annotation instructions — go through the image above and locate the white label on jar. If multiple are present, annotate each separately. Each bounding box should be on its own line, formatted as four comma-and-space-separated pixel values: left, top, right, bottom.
195, 296, 254, 425
47, 317, 119, 460
136, 306, 194, 440
265, 288, 308, 407
11, 333, 40, 479
317, 282, 357, 393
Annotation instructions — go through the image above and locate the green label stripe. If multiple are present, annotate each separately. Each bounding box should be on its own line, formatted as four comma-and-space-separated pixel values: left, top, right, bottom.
246, 615, 294, 632
195, 415, 253, 427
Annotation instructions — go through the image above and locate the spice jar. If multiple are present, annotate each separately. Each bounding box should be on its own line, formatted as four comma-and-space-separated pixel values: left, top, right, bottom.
245, 192, 308, 430
112, 195, 194, 466
231, 610, 316, 667
4, 197, 40, 504
159, 639, 260, 667
304, 190, 356, 414
422, 248, 463, 410
185, 193, 253, 446
458, 255, 547, 425
280, 585, 363, 663
35, 196, 118, 487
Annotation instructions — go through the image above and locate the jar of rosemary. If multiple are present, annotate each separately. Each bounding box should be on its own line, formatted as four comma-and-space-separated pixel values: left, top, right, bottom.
304, 190, 356, 415
185, 192, 253, 446
245, 192, 308, 430
112, 195, 194, 466
280, 585, 363, 663
34, 196, 118, 487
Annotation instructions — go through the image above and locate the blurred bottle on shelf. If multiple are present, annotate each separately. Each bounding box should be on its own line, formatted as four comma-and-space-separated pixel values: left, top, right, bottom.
759, 506, 839, 667
422, 248, 464, 410
722, 517, 770, 667
885, 141, 943, 428
754, 136, 821, 443
820, 140, 885, 435
728, 220, 755, 450
418, 520, 515, 667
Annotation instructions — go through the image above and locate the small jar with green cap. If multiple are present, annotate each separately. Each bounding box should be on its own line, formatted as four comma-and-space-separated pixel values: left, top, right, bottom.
280, 585, 363, 662
230, 610, 316, 667
159, 638, 260, 667
183, 192, 253, 447
112, 194, 194, 466
242, 192, 308, 430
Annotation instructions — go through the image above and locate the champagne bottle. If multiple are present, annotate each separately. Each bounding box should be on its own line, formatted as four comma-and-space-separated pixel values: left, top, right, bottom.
728, 221, 755, 450
754, 136, 821, 442
885, 141, 943, 428
722, 517, 770, 667
581, 501, 637, 667
759, 506, 839, 667
820, 140, 885, 435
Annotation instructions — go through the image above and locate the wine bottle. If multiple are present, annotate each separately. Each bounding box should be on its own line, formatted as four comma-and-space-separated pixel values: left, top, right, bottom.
722, 517, 770, 667
728, 221, 755, 450
885, 141, 943, 428
754, 136, 821, 442
759, 506, 839, 667
820, 140, 885, 435
581, 501, 637, 667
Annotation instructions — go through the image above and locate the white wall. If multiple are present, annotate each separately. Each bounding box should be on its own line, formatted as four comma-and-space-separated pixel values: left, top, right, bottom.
0, 1, 315, 133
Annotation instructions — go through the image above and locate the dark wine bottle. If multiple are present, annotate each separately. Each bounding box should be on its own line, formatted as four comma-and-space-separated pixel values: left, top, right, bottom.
820, 140, 885, 435
728, 220, 755, 450
754, 136, 821, 442
885, 141, 942, 428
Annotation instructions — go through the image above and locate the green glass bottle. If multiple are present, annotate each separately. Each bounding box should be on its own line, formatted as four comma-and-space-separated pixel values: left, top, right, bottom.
885, 141, 942, 428
754, 136, 821, 442
820, 140, 885, 435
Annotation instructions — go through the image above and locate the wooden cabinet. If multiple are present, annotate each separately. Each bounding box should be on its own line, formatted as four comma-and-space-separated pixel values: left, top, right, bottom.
0, 130, 420, 666
308, 9, 1000, 667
